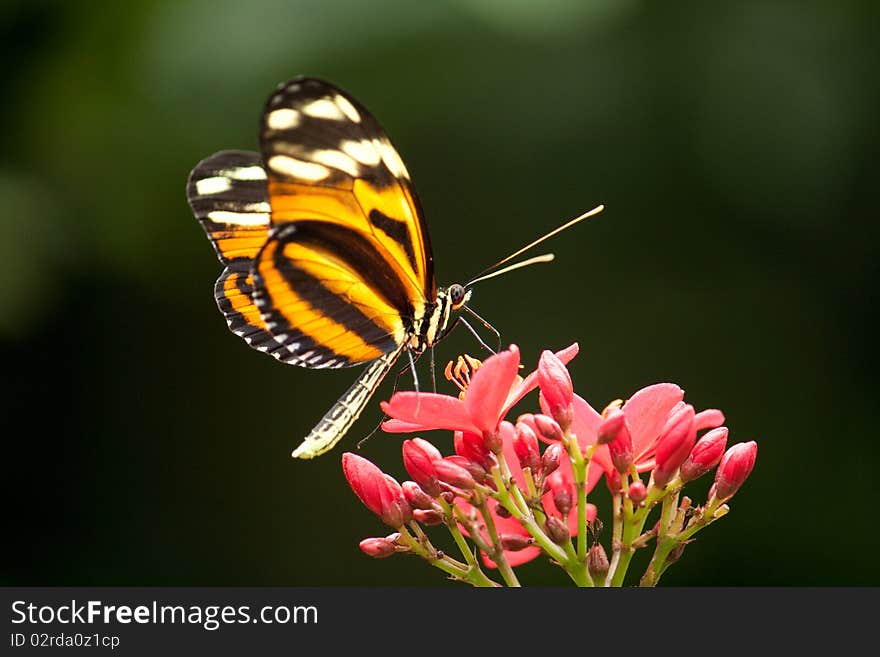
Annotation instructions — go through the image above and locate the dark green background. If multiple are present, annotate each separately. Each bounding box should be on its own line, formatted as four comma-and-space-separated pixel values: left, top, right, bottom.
3, 0, 877, 586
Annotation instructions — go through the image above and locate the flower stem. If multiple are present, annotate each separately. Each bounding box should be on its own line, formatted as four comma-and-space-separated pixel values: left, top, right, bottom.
474, 495, 521, 587
397, 526, 499, 587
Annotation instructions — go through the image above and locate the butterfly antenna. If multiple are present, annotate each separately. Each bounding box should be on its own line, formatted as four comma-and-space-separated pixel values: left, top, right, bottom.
465, 204, 604, 287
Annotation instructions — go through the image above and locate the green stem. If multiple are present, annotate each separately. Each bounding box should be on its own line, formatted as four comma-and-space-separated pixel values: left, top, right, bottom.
397, 526, 498, 587
438, 498, 485, 574
475, 496, 521, 587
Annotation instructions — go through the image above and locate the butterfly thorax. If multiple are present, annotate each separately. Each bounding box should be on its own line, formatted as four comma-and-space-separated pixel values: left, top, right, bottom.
408, 284, 470, 353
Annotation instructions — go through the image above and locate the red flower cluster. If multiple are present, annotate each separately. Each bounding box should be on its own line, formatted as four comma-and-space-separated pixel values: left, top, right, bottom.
341, 344, 758, 585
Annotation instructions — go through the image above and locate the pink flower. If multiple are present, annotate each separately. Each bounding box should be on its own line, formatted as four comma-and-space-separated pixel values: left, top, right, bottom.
342, 453, 412, 527
680, 427, 729, 482
714, 441, 758, 500
454, 422, 597, 568
547, 383, 725, 484
381, 344, 579, 437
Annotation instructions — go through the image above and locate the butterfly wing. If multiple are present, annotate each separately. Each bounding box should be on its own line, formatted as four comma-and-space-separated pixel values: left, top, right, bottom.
186, 150, 292, 359
252, 76, 436, 368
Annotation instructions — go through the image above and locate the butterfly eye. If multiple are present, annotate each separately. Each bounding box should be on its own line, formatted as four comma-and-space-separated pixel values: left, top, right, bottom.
449, 283, 466, 309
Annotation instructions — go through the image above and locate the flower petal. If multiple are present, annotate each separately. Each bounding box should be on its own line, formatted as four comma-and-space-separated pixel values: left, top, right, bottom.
622, 383, 684, 458
380, 392, 478, 433
464, 345, 521, 433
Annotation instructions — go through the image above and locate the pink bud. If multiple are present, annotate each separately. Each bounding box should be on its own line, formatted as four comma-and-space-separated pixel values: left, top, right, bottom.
537, 350, 574, 429
653, 404, 696, 487
541, 442, 564, 476
628, 481, 647, 504
454, 431, 493, 470
444, 454, 487, 485
588, 543, 610, 579
597, 405, 626, 445
600, 407, 634, 473
534, 414, 565, 443
714, 441, 757, 500
605, 469, 622, 495
402, 438, 443, 497
342, 453, 412, 527
402, 481, 436, 510
359, 535, 399, 558
434, 458, 477, 490
514, 421, 541, 473
412, 509, 444, 526
544, 515, 570, 544
680, 427, 729, 483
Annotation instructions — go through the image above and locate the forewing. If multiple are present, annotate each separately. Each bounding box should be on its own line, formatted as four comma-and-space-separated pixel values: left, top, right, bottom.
259, 77, 435, 303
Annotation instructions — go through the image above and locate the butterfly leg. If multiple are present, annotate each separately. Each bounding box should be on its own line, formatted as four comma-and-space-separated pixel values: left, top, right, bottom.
459, 317, 497, 355
463, 305, 502, 352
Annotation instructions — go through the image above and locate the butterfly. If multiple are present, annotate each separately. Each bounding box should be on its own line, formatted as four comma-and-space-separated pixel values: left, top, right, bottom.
187, 76, 602, 459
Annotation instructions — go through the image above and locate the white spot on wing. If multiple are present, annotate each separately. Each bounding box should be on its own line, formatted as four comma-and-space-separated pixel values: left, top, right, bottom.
334, 94, 361, 123
375, 139, 410, 180
267, 108, 301, 130
311, 149, 360, 177
195, 176, 232, 195
268, 155, 330, 181
341, 139, 381, 166
206, 211, 270, 226
217, 166, 267, 181
302, 98, 345, 120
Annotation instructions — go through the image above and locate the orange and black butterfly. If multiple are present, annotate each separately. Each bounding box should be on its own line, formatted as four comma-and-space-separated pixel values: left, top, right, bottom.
187, 76, 601, 459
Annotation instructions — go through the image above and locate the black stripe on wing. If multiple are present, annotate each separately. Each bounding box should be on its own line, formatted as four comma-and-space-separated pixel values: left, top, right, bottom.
252, 221, 414, 368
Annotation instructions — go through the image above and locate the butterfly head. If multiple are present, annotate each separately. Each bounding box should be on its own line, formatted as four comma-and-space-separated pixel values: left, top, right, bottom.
447, 283, 471, 311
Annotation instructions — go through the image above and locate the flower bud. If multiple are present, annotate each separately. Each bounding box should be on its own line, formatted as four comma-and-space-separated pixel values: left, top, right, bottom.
514, 421, 541, 473
600, 406, 634, 473
402, 481, 437, 510
342, 453, 412, 527
680, 427, 728, 483
440, 491, 455, 504
628, 480, 647, 504
444, 454, 487, 485
537, 350, 575, 430
548, 472, 572, 518
588, 543, 610, 580
359, 535, 399, 558
604, 468, 622, 495
434, 458, 477, 490
714, 441, 757, 500
653, 404, 696, 487
413, 509, 444, 526
534, 414, 565, 443
597, 405, 627, 445
544, 515, 571, 544
454, 431, 493, 470
500, 534, 534, 551
541, 442, 563, 476
401, 438, 443, 496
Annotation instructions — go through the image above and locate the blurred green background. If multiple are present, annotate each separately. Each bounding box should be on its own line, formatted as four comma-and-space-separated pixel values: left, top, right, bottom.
3, 0, 878, 586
